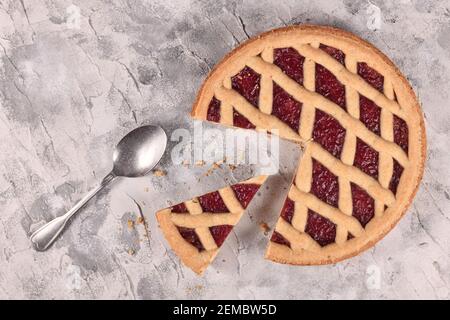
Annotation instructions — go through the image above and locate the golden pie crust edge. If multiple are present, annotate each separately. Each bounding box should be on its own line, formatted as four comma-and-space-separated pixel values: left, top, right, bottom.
190, 24, 427, 265
156, 210, 218, 274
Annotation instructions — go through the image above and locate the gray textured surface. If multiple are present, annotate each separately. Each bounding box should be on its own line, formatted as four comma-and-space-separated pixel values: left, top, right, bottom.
0, 0, 449, 300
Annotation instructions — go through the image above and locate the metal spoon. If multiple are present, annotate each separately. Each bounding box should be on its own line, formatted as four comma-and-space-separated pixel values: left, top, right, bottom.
30, 125, 167, 251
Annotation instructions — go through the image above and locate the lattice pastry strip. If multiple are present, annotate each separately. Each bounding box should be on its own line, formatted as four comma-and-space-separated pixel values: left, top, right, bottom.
156, 176, 267, 274
191, 25, 425, 266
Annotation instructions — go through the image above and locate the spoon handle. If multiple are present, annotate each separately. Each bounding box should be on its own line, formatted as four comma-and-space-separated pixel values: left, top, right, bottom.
30, 172, 116, 251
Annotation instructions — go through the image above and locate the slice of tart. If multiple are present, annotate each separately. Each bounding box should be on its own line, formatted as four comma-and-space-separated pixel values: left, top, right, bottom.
156, 176, 267, 274
191, 25, 426, 265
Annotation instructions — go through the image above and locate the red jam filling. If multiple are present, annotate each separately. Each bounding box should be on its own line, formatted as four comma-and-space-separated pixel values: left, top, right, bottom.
311, 159, 339, 208
357, 61, 383, 136
273, 47, 305, 85
347, 233, 354, 240
359, 96, 381, 136
357, 62, 384, 92
272, 83, 302, 131
313, 109, 346, 158
198, 191, 229, 213
280, 197, 295, 223
389, 159, 404, 195
316, 44, 346, 109
171, 203, 189, 213
270, 231, 291, 247
321, 44, 346, 65
357, 61, 407, 198
305, 209, 336, 247
390, 115, 408, 196
393, 115, 409, 153
206, 96, 221, 123
351, 183, 375, 228
231, 66, 260, 107
209, 225, 233, 247
353, 138, 379, 179
230, 183, 261, 209
233, 109, 256, 129
177, 227, 204, 251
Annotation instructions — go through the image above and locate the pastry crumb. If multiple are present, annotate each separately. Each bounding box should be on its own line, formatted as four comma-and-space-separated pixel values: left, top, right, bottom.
127, 219, 135, 229
195, 160, 205, 167
153, 169, 167, 177
127, 248, 135, 255
259, 222, 270, 235
137, 216, 145, 224
204, 161, 222, 176
144, 187, 149, 192
186, 284, 204, 294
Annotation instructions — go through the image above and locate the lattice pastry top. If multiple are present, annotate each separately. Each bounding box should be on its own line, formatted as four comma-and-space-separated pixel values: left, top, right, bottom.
191, 25, 426, 265
156, 176, 267, 274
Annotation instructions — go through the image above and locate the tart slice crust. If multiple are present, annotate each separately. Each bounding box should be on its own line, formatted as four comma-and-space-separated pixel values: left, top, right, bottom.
156, 176, 267, 274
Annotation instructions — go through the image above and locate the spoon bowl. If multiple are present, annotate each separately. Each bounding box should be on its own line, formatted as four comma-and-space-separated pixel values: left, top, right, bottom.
113, 125, 167, 177
30, 125, 168, 251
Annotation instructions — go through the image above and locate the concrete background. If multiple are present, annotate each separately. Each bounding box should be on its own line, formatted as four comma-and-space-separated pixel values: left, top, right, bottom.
0, 0, 449, 299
